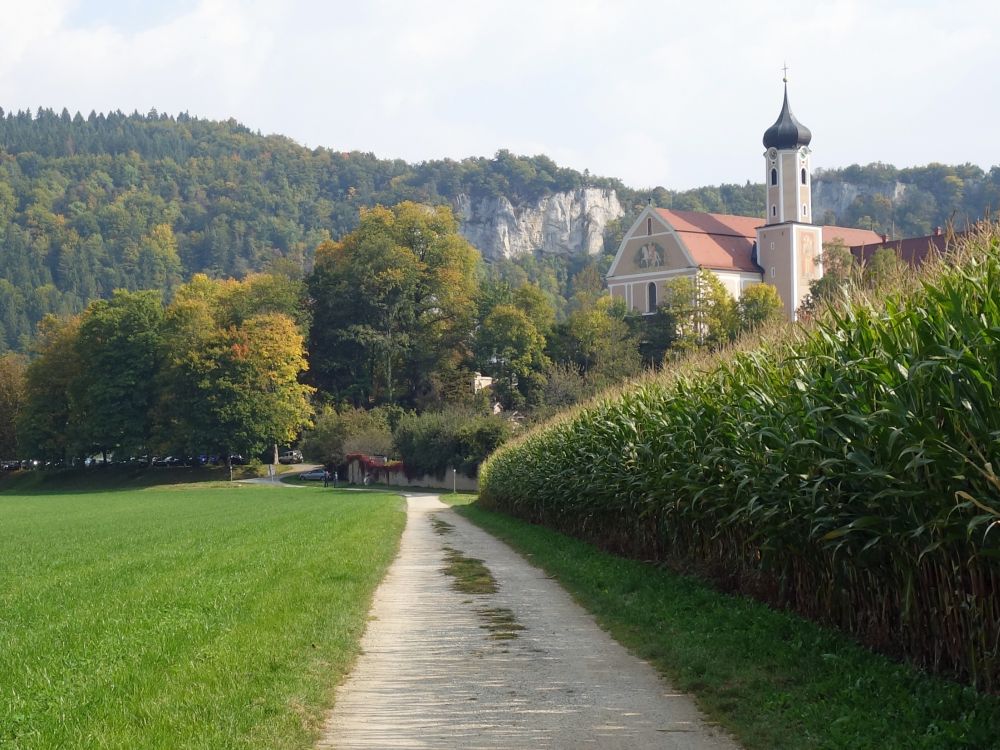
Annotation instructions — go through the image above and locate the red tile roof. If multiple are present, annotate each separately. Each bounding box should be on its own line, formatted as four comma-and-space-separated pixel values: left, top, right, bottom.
654, 208, 759, 272
677, 232, 760, 272
650, 208, 883, 273
822, 226, 884, 247
655, 208, 761, 238
851, 231, 953, 267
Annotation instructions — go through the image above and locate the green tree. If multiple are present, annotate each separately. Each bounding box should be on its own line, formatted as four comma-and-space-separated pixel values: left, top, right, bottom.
553, 295, 641, 383
18, 315, 83, 460
511, 283, 556, 339
802, 239, 857, 312
158, 277, 314, 469
73, 290, 164, 459
393, 409, 511, 479
654, 270, 737, 358
300, 406, 396, 468
475, 304, 549, 409
863, 247, 907, 289
0, 353, 27, 457
308, 202, 479, 406
736, 283, 784, 335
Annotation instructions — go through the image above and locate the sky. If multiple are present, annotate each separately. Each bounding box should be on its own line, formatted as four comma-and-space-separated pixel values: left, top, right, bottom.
1, 0, 997, 190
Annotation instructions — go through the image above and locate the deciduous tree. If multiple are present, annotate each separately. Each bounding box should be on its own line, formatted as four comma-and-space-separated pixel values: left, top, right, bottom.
654, 270, 737, 358
73, 290, 164, 458
475, 304, 549, 409
736, 283, 784, 335
18, 315, 83, 460
158, 278, 314, 468
307, 202, 479, 406
0, 353, 27, 457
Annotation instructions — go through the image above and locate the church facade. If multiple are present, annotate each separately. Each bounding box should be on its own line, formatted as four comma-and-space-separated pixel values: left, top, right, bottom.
605, 82, 882, 320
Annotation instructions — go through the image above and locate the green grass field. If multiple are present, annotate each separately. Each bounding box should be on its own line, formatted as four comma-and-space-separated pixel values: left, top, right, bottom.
0, 480, 405, 749
457, 504, 1000, 750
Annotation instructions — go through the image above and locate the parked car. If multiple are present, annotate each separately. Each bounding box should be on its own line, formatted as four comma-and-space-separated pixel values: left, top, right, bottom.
278, 450, 303, 464
299, 468, 327, 481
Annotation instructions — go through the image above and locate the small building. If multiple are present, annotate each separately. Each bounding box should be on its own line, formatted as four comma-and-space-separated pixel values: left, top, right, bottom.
472, 372, 494, 393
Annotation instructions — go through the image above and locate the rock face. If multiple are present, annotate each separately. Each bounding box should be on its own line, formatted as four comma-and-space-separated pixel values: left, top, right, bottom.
813, 178, 908, 220
455, 188, 624, 261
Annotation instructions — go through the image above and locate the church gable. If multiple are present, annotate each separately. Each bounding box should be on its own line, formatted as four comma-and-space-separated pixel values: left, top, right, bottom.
613, 235, 692, 276
607, 207, 695, 279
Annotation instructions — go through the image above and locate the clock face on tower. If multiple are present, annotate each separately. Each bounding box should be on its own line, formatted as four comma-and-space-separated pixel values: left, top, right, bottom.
767, 147, 778, 161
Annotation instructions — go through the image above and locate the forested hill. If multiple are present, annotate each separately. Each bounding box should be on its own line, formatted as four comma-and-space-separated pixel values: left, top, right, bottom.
1, 107, 998, 353
0, 108, 633, 352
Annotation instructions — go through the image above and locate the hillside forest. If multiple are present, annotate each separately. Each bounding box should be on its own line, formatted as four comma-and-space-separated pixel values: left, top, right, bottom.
2, 108, 1000, 355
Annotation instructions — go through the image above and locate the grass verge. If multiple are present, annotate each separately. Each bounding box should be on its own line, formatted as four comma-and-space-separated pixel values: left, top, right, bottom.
436, 492, 477, 507
456, 503, 1000, 750
0, 483, 404, 749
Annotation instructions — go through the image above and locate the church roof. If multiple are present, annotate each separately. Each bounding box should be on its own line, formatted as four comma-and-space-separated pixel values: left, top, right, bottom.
655, 209, 760, 272
763, 83, 812, 150
822, 225, 885, 248
647, 208, 883, 274
655, 208, 760, 238
851, 229, 953, 266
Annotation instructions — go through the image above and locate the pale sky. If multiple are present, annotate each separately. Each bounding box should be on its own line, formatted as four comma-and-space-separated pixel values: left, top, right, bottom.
1, 0, 996, 190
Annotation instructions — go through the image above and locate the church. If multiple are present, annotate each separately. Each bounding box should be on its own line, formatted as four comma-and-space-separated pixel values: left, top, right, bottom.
605, 80, 886, 320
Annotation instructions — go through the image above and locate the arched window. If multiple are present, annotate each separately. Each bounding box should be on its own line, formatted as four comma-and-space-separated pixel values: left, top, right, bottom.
771, 205, 777, 217
646, 217, 652, 235
770, 168, 777, 186
801, 168, 807, 185
647, 282, 657, 311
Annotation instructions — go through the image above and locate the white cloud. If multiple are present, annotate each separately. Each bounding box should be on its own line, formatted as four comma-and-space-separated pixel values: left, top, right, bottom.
0, 0, 998, 188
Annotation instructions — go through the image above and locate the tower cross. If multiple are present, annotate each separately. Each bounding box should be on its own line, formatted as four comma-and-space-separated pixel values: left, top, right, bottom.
781, 62, 789, 83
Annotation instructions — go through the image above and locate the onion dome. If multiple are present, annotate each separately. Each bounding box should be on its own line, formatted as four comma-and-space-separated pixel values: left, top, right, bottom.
762, 82, 812, 150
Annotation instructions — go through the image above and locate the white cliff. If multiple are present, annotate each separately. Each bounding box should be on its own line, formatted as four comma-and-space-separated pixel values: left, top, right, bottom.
455, 187, 624, 261
813, 178, 908, 219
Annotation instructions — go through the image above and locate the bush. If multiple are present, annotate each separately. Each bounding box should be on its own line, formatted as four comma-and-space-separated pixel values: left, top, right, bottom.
300, 406, 396, 467
393, 410, 511, 479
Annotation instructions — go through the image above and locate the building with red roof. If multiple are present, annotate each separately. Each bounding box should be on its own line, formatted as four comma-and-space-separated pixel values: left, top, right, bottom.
606, 80, 885, 320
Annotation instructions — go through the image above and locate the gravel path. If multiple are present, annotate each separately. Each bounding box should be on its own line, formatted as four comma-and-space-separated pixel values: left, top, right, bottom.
318, 495, 740, 749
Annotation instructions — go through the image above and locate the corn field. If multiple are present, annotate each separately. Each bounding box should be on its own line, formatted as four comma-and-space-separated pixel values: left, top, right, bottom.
480, 225, 1000, 691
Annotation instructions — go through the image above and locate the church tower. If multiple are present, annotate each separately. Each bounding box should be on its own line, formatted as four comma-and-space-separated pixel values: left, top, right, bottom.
756, 75, 823, 320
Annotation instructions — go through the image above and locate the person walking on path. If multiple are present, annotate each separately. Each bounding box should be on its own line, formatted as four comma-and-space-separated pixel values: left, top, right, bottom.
323, 469, 330, 488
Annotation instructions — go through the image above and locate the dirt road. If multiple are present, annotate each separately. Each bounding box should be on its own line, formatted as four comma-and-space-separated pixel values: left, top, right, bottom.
318, 494, 740, 749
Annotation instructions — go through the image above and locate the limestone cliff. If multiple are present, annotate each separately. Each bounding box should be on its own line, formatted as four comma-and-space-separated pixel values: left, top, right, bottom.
454, 188, 624, 261
812, 178, 908, 221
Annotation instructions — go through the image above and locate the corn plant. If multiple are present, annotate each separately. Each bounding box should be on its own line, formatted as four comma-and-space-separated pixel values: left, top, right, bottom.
480, 224, 1000, 691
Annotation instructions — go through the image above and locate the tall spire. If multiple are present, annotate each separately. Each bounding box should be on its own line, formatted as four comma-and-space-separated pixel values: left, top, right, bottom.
762, 74, 811, 150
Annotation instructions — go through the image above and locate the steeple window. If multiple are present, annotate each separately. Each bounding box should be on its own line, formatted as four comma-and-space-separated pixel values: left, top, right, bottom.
801, 168, 807, 185
770, 168, 777, 186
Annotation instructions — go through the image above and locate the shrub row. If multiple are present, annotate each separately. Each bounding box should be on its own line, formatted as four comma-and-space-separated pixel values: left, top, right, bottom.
394, 410, 511, 479
479, 226, 1000, 691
